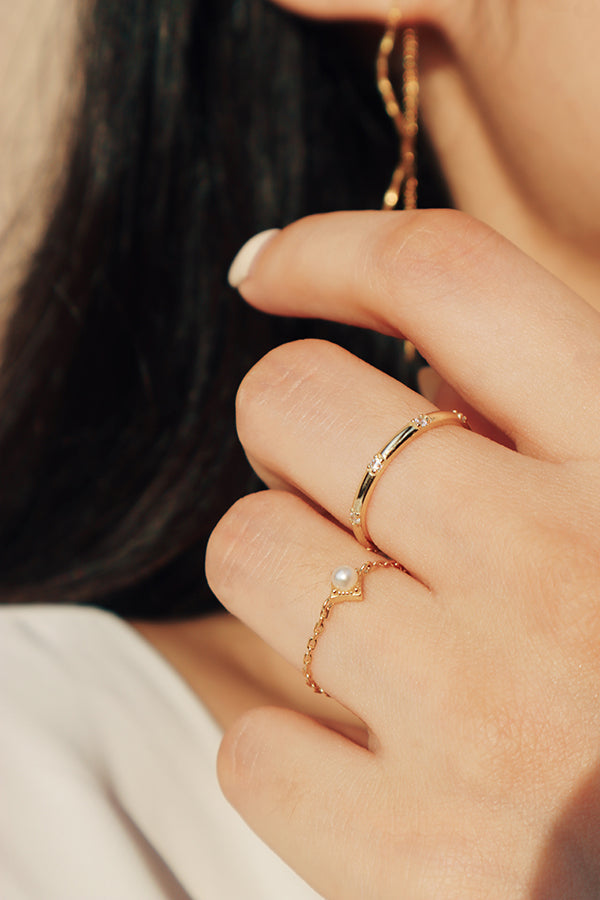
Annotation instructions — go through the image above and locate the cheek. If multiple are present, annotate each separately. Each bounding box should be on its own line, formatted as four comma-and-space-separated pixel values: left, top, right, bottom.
443, 1, 600, 244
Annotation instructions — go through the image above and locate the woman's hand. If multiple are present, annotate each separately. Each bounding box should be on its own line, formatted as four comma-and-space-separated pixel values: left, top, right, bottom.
206, 210, 600, 899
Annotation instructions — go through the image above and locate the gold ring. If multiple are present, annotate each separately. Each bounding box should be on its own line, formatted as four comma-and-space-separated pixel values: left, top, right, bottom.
350, 410, 470, 551
303, 559, 404, 695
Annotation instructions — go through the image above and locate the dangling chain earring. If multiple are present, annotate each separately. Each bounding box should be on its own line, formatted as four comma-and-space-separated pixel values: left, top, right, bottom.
376, 5, 419, 211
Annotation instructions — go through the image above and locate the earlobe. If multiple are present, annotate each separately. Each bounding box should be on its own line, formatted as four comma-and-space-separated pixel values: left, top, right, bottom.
264, 0, 445, 28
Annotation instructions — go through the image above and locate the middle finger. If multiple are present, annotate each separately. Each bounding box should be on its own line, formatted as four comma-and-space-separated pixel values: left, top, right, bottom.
237, 338, 534, 589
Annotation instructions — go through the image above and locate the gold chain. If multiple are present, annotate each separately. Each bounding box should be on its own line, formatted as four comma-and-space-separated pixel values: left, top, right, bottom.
377, 7, 419, 211
303, 559, 404, 695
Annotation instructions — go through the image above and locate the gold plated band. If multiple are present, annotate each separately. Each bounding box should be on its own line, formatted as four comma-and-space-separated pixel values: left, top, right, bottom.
303, 559, 404, 695
350, 410, 470, 551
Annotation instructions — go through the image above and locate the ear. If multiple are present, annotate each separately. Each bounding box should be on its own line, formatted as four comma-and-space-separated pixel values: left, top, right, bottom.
265, 0, 450, 27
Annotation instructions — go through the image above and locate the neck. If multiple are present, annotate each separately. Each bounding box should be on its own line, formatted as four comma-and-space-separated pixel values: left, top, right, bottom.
420, 33, 600, 311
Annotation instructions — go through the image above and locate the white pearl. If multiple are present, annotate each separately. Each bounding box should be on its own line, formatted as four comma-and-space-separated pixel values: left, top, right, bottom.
331, 565, 358, 591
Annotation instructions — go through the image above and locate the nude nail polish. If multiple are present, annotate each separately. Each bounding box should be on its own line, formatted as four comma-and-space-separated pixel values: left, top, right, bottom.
227, 228, 280, 288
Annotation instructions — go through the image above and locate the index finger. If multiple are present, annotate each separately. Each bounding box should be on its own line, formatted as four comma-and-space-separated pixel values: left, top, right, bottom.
231, 210, 600, 462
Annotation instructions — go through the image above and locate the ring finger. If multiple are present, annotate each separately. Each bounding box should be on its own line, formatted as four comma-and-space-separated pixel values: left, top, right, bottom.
237, 338, 534, 590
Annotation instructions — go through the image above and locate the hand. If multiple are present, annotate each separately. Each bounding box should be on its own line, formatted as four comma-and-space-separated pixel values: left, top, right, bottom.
206, 210, 600, 899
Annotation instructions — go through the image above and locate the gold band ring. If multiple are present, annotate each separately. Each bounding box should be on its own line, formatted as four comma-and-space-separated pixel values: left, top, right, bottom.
303, 559, 404, 695
350, 410, 470, 551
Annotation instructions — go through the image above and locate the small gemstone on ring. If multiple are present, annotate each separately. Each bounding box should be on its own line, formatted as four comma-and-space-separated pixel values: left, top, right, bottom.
367, 454, 383, 474
413, 415, 431, 428
350, 510, 361, 525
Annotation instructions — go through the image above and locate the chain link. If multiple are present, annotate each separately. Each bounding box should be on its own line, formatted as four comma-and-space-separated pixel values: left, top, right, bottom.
303, 559, 404, 696
377, 4, 419, 211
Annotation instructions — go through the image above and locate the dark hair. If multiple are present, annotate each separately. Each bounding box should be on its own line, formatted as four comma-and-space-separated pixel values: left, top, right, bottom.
0, 0, 445, 618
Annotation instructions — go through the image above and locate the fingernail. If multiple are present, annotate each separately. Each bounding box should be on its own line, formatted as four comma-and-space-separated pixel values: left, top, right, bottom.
227, 229, 280, 288
417, 366, 442, 403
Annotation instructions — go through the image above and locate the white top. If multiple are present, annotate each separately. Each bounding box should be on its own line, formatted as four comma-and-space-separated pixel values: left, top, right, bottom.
0, 606, 323, 900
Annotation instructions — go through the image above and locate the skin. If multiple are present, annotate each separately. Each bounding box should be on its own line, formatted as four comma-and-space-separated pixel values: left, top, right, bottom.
203, 1, 600, 898
5, 0, 600, 897
208, 218, 600, 897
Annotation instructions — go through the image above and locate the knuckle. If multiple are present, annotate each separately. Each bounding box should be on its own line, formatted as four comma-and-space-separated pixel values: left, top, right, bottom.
477, 707, 544, 798
217, 708, 312, 817
205, 491, 278, 604
235, 339, 347, 458
449, 653, 548, 801
217, 708, 272, 804
206, 490, 308, 609
537, 531, 600, 656
367, 209, 500, 306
